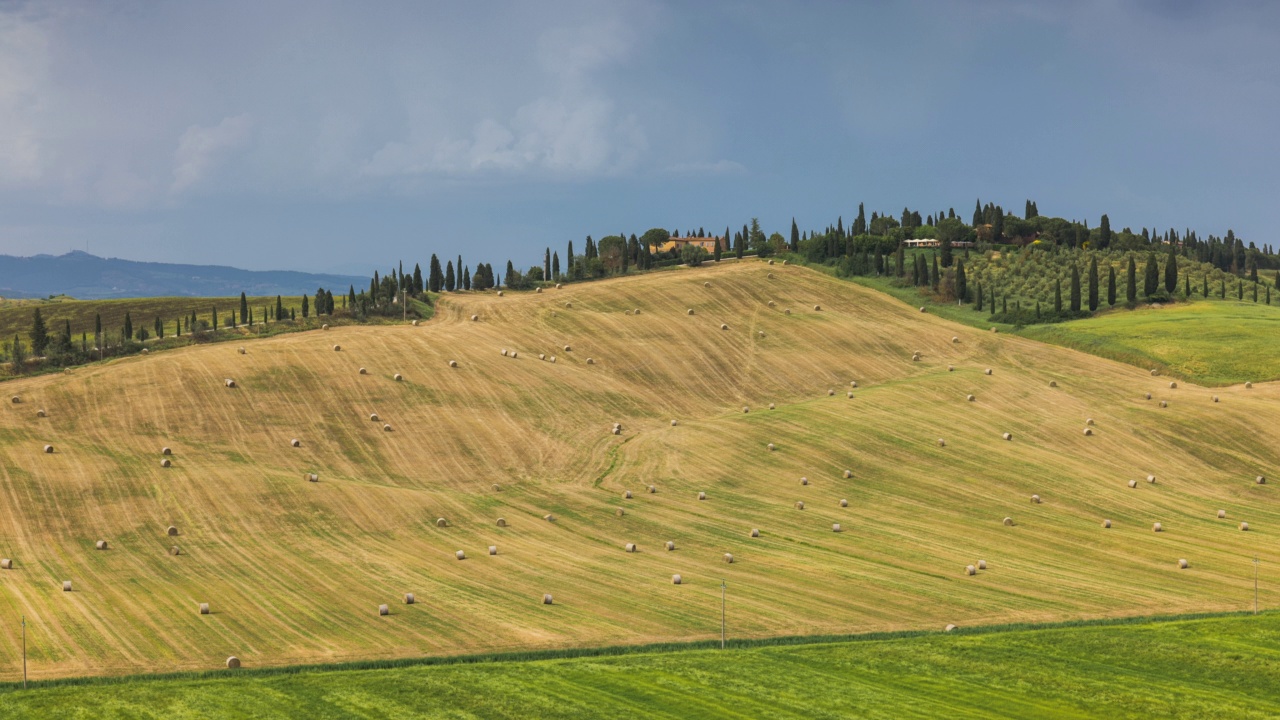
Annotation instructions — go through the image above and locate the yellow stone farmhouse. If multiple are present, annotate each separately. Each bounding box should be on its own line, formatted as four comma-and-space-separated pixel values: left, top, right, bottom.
650, 235, 728, 255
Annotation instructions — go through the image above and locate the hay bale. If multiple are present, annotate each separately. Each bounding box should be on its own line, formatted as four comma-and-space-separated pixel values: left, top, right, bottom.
843, 469, 852, 479
535, 287, 542, 293
564, 302, 571, 308
1086, 418, 1095, 426
1128, 480, 1137, 488
1003, 517, 1014, 526
1217, 509, 1226, 519
333, 345, 341, 352
36, 409, 45, 417
967, 394, 975, 402
766, 443, 775, 451
965, 565, 976, 576
501, 349, 508, 356
471, 314, 478, 321
912, 353, 921, 362
586, 358, 595, 365
672, 574, 682, 584
199, 603, 210, 615
167, 526, 179, 537
948, 365, 955, 372
1246, 381, 1253, 389
784, 309, 791, 315
238, 347, 245, 355
768, 272, 775, 278
1213, 396, 1219, 402
978, 560, 987, 570
492, 484, 502, 491
1145, 392, 1152, 400
724, 553, 734, 564
455, 550, 466, 560
539, 354, 546, 360
945, 624, 957, 632
1147, 474, 1157, 484
549, 356, 556, 363
543, 593, 554, 604
648, 485, 657, 494
1152, 522, 1162, 532
920, 307, 927, 313
704, 281, 711, 288
412, 320, 419, 326
698, 491, 707, 500
62, 580, 72, 592
1159, 400, 1168, 408
990, 327, 998, 333
833, 523, 842, 532
1150, 368, 1158, 376
795, 501, 805, 510
544, 514, 556, 522
405, 593, 415, 604
170, 546, 180, 556
768, 403, 776, 409
624, 490, 633, 499
611, 426, 621, 435
160, 458, 171, 468
306, 473, 318, 482
1084, 428, 1094, 436
1030, 494, 1040, 504
43, 444, 53, 453
436, 518, 448, 528
615, 508, 625, 517
984, 368, 992, 375
510, 351, 518, 359
1102, 519, 1112, 528
224, 379, 236, 388
95, 540, 108, 550
768, 260, 775, 265
1169, 381, 1177, 389
850, 381, 858, 388
720, 323, 729, 330
383, 423, 393, 432
800, 477, 809, 485
671, 419, 678, 426
666, 541, 675, 551
291, 438, 301, 447
687, 308, 695, 315
226, 656, 240, 669
359, 367, 367, 374
556, 283, 563, 289
394, 373, 403, 381
634, 309, 641, 314
1240, 522, 1250, 531
9, 395, 18, 403
625, 543, 636, 553
497, 291, 504, 297
1178, 559, 1188, 569
750, 528, 760, 537
813, 305, 822, 311
496, 518, 507, 527
1049, 381, 1058, 388
1257, 475, 1267, 485
768, 301, 776, 307
827, 389, 835, 396
378, 604, 389, 616
759, 331, 766, 338
0, 558, 10, 569
840, 499, 848, 507
938, 438, 946, 447
488, 545, 497, 556
1002, 432, 1012, 441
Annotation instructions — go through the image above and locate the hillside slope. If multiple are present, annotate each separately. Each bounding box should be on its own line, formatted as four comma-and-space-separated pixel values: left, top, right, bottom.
0, 260, 1276, 679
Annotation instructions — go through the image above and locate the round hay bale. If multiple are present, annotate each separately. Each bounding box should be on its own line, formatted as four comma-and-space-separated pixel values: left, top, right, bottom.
768, 260, 775, 265
698, 491, 707, 500
1128, 480, 1137, 488
412, 319, 419, 326
492, 484, 502, 492
813, 305, 821, 311
672, 574, 682, 585
471, 315, 478, 321
611, 427, 621, 435
1246, 381, 1253, 389
556, 283, 563, 289
167, 525, 179, 537
1159, 400, 1168, 408
170, 546, 180, 555
938, 438, 946, 447
0, 558, 10, 569
634, 309, 641, 314
648, 485, 657, 494
1030, 494, 1040, 504
750, 528, 760, 538
1102, 519, 1112, 528
1086, 418, 1095, 426
840, 499, 848, 507
1240, 522, 1250, 531
978, 560, 987, 570
539, 353, 546, 360
333, 345, 341, 352
782, 259, 789, 265
1178, 559, 1188, 569
226, 656, 241, 669
624, 490, 632, 499
436, 517, 448, 528
501, 349, 508, 356
564, 302, 571, 308
1257, 475, 1267, 485
455, 550, 466, 560
687, 309, 695, 315
912, 353, 921, 362
1150, 368, 1158, 376
238, 347, 246, 355
832, 523, 842, 532
543, 593, 554, 604
1147, 474, 1157, 484
199, 602, 210, 615
95, 540, 108, 550
306, 473, 318, 482
394, 373, 403, 381
1002, 432, 1012, 441
1217, 509, 1226, 519
768, 300, 776, 307
1169, 381, 1177, 389
615, 508, 625, 517
625, 543, 636, 553
62, 580, 72, 592
850, 381, 858, 388
586, 358, 595, 365
359, 367, 368, 375
767, 273, 775, 278
141, 348, 149, 354
510, 351, 518, 359
378, 604, 389, 616
800, 477, 809, 486
544, 514, 557, 522
1049, 380, 1058, 388
535, 287, 542, 294
160, 446, 173, 456
1213, 396, 1219, 402
1145, 392, 1152, 400
488, 545, 497, 556
948, 365, 955, 372
984, 368, 992, 375
784, 309, 791, 315
967, 394, 975, 402
1084, 428, 1094, 436
827, 389, 835, 396
549, 356, 557, 363
704, 281, 711, 288
720, 323, 729, 330
497, 291, 504, 297
1152, 522, 1163, 532
759, 331, 766, 338
965, 564, 976, 576
1003, 517, 1014, 526
405, 593, 415, 604
843, 469, 852, 479
160, 458, 171, 468
9, 395, 19, 403
990, 326, 998, 333
291, 438, 301, 447
766, 443, 775, 451
383, 424, 392, 432
665, 541, 675, 551
768, 403, 775, 409
370, 413, 380, 422
795, 501, 805, 510
945, 624, 957, 632
224, 379, 236, 388
671, 419, 678, 426
36, 409, 46, 418
43, 444, 53, 453
724, 553, 734, 564
496, 517, 507, 527
920, 307, 927, 313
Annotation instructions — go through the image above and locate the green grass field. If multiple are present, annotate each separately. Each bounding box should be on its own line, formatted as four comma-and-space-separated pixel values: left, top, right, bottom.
2, 611, 1277, 718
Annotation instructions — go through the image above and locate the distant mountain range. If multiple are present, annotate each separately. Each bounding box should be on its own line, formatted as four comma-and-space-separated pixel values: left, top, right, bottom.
0, 251, 366, 299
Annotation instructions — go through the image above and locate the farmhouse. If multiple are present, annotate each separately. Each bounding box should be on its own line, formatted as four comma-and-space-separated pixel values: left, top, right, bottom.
903, 238, 975, 249
651, 235, 727, 254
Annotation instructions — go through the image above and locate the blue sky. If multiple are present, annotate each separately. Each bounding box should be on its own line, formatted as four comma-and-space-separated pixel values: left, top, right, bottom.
0, 1, 1275, 275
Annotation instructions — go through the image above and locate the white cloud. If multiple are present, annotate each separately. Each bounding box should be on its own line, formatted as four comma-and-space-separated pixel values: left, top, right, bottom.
663, 160, 747, 176
170, 114, 253, 194
0, 10, 50, 185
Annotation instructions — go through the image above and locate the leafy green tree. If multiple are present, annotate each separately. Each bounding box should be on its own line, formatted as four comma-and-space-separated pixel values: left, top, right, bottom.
1126, 255, 1137, 303
1164, 246, 1178, 293
30, 308, 49, 357
1107, 265, 1116, 306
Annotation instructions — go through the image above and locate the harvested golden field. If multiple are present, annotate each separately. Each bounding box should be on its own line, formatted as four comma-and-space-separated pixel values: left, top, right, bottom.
0, 260, 1275, 679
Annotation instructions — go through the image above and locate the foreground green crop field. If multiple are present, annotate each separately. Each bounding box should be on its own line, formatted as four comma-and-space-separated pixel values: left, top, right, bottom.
2, 612, 1278, 719
1021, 300, 1280, 386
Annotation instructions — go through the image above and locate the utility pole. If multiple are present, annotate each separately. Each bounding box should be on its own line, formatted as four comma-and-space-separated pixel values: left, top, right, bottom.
21, 614, 27, 689
716, 576, 727, 650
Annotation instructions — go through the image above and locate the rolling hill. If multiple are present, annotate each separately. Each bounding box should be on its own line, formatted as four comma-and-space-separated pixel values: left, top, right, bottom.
0, 260, 1276, 680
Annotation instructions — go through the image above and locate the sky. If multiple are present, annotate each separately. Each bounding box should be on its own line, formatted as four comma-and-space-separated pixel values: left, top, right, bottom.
0, 0, 1276, 276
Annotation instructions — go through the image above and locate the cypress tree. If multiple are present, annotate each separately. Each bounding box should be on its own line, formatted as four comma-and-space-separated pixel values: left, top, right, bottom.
1107, 265, 1116, 306
1054, 279, 1062, 313
30, 308, 49, 356
895, 245, 905, 276
155, 316, 162, 339
551, 252, 560, 280
1220, 279, 1226, 299
975, 283, 983, 310
123, 312, 133, 342
1002, 295, 1007, 314
930, 254, 939, 290
955, 260, 967, 302
1268, 287, 1272, 305
989, 287, 996, 314
1238, 281, 1243, 300
1099, 214, 1112, 249
1070, 264, 1081, 312
1088, 257, 1099, 311
790, 218, 799, 252
567, 241, 575, 271
1035, 301, 1041, 319
463, 266, 471, 291
301, 294, 309, 318
1164, 246, 1178, 293
1203, 275, 1209, 297
1184, 275, 1190, 297
445, 261, 455, 292
544, 248, 551, 279
1253, 282, 1258, 302
412, 264, 423, 294
1126, 255, 1137, 303
428, 255, 443, 293
95, 313, 102, 341
713, 236, 722, 262
239, 292, 248, 323
910, 256, 919, 285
